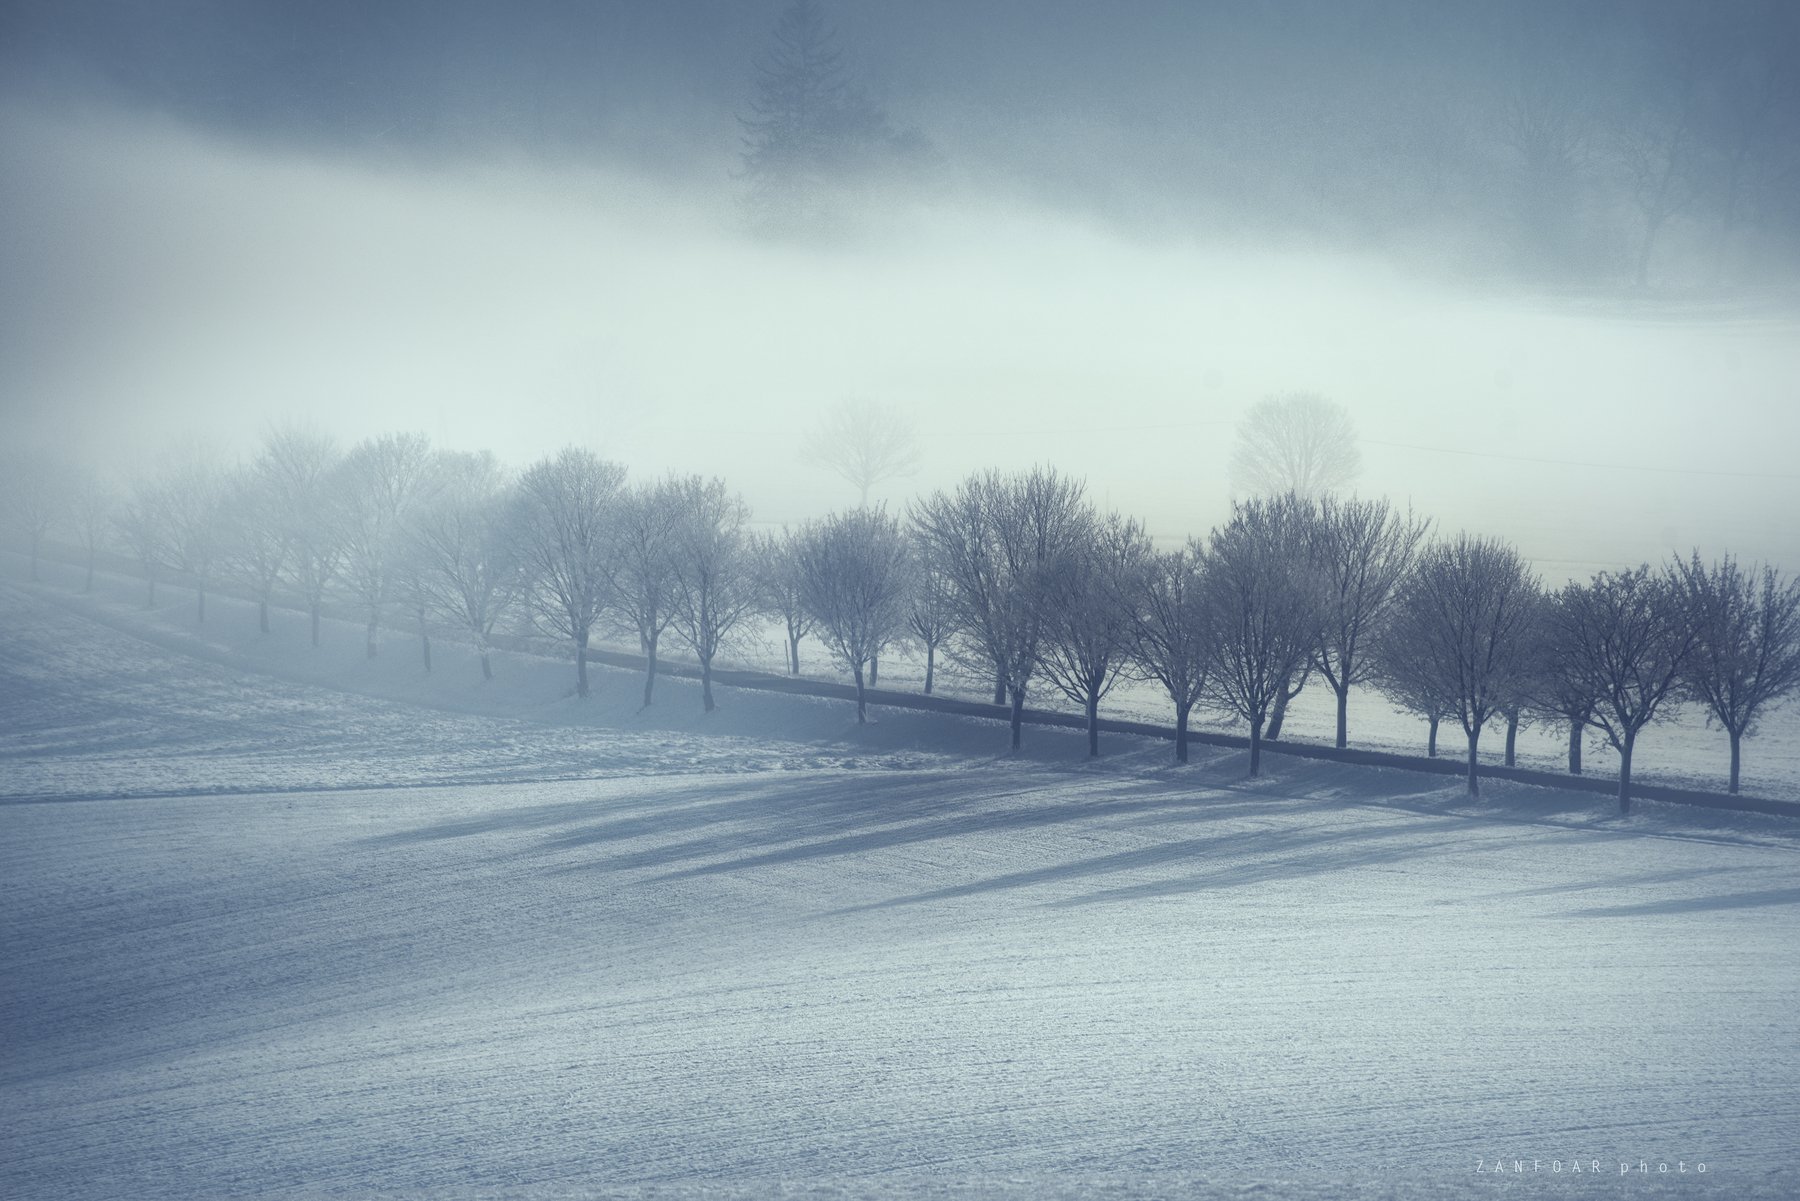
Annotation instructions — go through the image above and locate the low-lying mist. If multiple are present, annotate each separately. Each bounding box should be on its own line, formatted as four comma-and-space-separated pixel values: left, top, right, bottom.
3, 101, 1797, 580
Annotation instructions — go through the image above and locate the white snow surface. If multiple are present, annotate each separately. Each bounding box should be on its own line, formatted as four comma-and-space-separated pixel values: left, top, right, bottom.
3, 561, 1799, 1199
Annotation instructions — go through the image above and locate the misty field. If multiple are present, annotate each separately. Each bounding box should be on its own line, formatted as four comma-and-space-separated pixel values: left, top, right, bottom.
4, 567, 1800, 1200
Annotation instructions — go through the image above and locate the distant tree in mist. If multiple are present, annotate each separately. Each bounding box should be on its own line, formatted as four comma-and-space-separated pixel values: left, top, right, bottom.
150, 452, 228, 625
610, 479, 682, 707
218, 465, 289, 634
755, 528, 814, 675
262, 429, 347, 647
1199, 495, 1326, 777
1, 453, 63, 582
1229, 394, 1361, 500
911, 468, 1093, 750
1131, 545, 1213, 764
737, 0, 928, 233
1542, 565, 1696, 813
795, 506, 912, 723
337, 433, 436, 659
407, 452, 519, 682
1037, 511, 1151, 757
1309, 496, 1431, 749
512, 448, 625, 699
801, 399, 922, 509
69, 469, 115, 594
1379, 535, 1539, 796
666, 475, 760, 713
1673, 553, 1800, 794
113, 485, 168, 610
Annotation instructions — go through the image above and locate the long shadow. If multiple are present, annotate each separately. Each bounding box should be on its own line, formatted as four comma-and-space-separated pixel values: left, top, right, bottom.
1554, 886, 1800, 917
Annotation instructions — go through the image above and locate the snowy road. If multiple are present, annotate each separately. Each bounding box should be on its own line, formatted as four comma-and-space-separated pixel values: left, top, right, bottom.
3, 583, 1799, 1198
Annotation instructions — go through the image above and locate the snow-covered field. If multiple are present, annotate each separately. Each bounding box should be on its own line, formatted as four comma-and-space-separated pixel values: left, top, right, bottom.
4, 561, 1800, 1199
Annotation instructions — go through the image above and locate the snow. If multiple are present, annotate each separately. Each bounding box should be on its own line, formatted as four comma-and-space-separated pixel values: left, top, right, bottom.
3, 558, 1799, 1199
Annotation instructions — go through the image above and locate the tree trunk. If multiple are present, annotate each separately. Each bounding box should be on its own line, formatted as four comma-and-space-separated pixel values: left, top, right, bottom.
1175, 701, 1191, 764
923, 643, 935, 695
1618, 732, 1635, 815
1086, 693, 1099, 758
1009, 686, 1025, 750
701, 657, 715, 713
643, 631, 658, 708
853, 661, 867, 724
1729, 727, 1742, 795
480, 649, 493, 681
309, 602, 320, 647
1504, 712, 1518, 767
1427, 714, 1439, 758
869, 655, 878, 687
1334, 684, 1349, 749
1568, 720, 1583, 774
258, 598, 270, 634
1466, 726, 1481, 797
994, 670, 1007, 707
1267, 685, 1290, 742
1248, 715, 1264, 777
575, 632, 590, 698
787, 631, 800, 675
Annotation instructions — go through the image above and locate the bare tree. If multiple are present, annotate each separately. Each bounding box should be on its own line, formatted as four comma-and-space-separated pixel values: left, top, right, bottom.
795, 506, 912, 723
1131, 544, 1213, 763
911, 468, 1092, 750
1522, 589, 1598, 775
512, 448, 626, 699
1, 452, 64, 582
905, 535, 958, 695
801, 399, 922, 508
262, 428, 346, 647
611, 479, 683, 706
1380, 535, 1539, 796
1310, 495, 1430, 748
1673, 552, 1800, 794
148, 450, 228, 625
1038, 511, 1151, 757
408, 452, 519, 682
69, 469, 115, 595
337, 433, 436, 659
113, 484, 169, 609
755, 528, 814, 675
1200, 495, 1326, 777
216, 464, 289, 634
1228, 393, 1361, 500
667, 475, 760, 713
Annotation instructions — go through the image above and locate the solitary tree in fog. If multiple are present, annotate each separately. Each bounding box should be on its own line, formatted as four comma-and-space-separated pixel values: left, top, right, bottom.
1310, 496, 1430, 749
755, 528, 814, 675
262, 429, 346, 647
611, 480, 682, 706
1380, 535, 1539, 796
1543, 566, 1696, 813
0, 453, 62, 582
1037, 511, 1151, 757
905, 538, 958, 695
1200, 495, 1325, 777
337, 433, 436, 659
911, 468, 1093, 750
407, 452, 519, 682
513, 448, 625, 699
1131, 545, 1213, 764
801, 399, 922, 508
667, 475, 760, 713
1228, 393, 1361, 500
1673, 553, 1800, 794
795, 506, 912, 723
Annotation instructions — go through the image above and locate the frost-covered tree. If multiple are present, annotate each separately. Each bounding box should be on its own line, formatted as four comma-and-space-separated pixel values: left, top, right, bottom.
1200, 495, 1326, 777
667, 475, 760, 713
795, 506, 912, 723
0, 452, 64, 583
905, 536, 959, 696
1382, 535, 1539, 796
336, 433, 436, 659
262, 428, 346, 647
1673, 553, 1800, 794
911, 468, 1093, 750
755, 528, 814, 676
407, 452, 519, 682
69, 468, 116, 595
113, 483, 169, 609
147, 450, 228, 625
512, 448, 625, 699
1228, 393, 1361, 499
1309, 496, 1430, 748
801, 399, 922, 508
217, 464, 289, 634
611, 479, 683, 707
1542, 565, 1696, 813
1521, 589, 1598, 775
1037, 511, 1151, 757
1131, 545, 1214, 764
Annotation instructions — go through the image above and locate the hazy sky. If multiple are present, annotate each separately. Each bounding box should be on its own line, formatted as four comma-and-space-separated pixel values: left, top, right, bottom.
3, 0, 1797, 579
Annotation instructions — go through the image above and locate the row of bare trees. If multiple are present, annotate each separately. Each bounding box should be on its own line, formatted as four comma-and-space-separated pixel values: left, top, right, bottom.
6, 445, 1798, 808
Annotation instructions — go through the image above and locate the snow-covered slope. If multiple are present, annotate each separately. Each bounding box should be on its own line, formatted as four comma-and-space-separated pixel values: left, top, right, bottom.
3, 575, 1798, 1200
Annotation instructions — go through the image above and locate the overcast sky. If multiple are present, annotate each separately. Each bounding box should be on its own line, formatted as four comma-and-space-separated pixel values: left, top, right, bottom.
3, 0, 1797, 577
